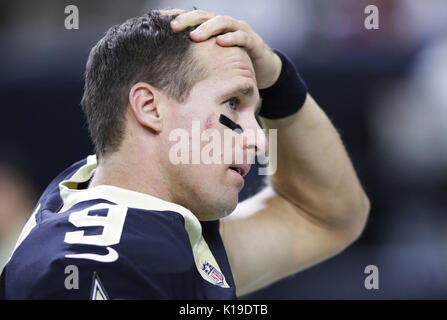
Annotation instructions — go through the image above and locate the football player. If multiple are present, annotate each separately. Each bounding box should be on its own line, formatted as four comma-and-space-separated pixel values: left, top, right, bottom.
0, 9, 369, 299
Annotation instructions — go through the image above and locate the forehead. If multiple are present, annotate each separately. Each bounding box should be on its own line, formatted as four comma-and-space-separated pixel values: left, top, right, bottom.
192, 39, 256, 83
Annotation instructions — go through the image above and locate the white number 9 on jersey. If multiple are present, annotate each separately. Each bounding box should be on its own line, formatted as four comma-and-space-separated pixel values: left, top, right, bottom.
64, 203, 127, 263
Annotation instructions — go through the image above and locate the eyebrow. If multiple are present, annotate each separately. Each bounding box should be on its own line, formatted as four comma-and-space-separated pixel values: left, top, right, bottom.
220, 83, 254, 98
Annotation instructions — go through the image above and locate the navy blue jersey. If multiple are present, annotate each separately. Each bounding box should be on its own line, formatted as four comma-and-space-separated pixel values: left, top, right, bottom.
0, 155, 236, 299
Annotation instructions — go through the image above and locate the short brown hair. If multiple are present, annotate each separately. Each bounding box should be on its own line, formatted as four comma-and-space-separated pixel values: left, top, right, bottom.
81, 10, 207, 157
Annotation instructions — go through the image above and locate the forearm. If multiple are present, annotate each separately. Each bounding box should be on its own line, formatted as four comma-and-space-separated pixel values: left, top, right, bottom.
256, 48, 370, 230
261, 94, 369, 229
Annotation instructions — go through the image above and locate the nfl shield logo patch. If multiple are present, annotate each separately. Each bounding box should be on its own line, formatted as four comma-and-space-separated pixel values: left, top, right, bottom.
200, 261, 225, 286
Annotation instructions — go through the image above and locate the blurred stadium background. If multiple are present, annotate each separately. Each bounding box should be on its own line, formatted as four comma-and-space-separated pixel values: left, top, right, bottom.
1, 0, 446, 299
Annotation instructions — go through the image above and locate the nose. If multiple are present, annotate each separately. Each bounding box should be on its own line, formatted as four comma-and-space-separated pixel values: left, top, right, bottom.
240, 114, 269, 157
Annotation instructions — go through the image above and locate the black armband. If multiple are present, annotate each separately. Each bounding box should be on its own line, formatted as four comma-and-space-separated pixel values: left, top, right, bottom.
258, 49, 307, 119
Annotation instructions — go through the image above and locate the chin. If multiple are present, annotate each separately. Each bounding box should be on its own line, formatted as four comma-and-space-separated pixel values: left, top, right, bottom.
218, 200, 238, 219
195, 193, 239, 221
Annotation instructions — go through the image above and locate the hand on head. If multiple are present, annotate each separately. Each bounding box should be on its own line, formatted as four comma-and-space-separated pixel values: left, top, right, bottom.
169, 9, 282, 89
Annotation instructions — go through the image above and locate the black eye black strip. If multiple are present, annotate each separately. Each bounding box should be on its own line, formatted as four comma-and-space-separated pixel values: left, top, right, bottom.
219, 114, 243, 133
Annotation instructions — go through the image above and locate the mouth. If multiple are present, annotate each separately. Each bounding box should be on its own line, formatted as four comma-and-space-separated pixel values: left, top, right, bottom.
228, 164, 251, 177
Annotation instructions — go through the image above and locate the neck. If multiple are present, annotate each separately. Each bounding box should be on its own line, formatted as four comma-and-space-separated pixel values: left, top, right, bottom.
89, 143, 174, 204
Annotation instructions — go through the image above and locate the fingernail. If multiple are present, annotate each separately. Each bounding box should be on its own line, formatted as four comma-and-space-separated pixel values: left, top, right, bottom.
171, 20, 179, 27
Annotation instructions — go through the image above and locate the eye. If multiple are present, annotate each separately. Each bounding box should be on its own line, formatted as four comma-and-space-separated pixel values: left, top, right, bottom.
224, 97, 240, 110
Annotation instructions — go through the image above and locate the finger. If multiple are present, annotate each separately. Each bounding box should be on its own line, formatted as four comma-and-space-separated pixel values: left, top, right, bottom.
189, 15, 246, 41
170, 10, 216, 31
216, 30, 252, 49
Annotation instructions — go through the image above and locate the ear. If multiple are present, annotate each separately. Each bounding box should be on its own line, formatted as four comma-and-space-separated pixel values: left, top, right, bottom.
128, 82, 164, 133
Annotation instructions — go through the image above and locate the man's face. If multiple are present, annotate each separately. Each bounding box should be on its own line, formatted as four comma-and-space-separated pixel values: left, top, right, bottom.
161, 39, 266, 221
